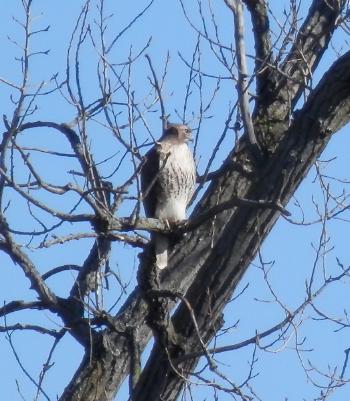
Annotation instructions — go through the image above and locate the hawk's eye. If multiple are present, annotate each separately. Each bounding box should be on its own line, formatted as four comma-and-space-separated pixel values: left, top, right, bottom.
185, 128, 190, 133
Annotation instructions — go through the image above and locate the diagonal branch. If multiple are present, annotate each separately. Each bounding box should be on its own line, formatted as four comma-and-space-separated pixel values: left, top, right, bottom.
0, 222, 93, 346
279, 0, 346, 108
69, 237, 112, 301
145, 54, 168, 131
18, 121, 111, 214
252, 0, 347, 152
225, 0, 262, 157
243, 0, 272, 68
0, 217, 58, 307
243, 0, 274, 107
174, 264, 350, 362
0, 167, 95, 222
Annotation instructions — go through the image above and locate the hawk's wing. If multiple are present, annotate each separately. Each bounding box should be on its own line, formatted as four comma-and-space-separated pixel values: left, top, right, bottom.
140, 146, 160, 218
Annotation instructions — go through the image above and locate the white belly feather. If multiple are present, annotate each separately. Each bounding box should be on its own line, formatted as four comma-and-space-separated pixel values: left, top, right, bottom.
156, 142, 195, 222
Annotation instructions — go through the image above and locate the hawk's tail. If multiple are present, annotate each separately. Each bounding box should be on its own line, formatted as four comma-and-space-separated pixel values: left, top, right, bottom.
153, 233, 168, 269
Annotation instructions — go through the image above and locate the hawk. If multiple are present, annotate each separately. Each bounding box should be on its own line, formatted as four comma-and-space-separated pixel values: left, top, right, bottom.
141, 123, 196, 269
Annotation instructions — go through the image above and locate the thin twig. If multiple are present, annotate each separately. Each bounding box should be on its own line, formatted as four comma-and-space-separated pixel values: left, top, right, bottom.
145, 54, 167, 131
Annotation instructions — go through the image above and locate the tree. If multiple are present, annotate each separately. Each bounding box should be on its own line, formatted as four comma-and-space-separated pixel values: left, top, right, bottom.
1, 0, 350, 400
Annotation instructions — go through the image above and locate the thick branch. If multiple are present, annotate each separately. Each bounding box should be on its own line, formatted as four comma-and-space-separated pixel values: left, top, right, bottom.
69, 237, 112, 301
0, 225, 58, 307
253, 0, 346, 150
243, 0, 273, 106
0, 227, 94, 346
0, 300, 45, 317
109, 196, 290, 235
243, 0, 272, 68
279, 0, 345, 110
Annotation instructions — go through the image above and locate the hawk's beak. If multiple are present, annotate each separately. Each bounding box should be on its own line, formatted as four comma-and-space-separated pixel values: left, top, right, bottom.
186, 130, 193, 142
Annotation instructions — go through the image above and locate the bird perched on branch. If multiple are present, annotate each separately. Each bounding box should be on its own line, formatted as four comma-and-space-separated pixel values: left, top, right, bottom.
141, 123, 196, 269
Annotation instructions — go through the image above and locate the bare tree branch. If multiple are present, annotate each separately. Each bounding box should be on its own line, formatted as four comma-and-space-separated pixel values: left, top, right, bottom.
225, 0, 262, 158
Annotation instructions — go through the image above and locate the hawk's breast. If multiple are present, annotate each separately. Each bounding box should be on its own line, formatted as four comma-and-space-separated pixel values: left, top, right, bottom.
156, 143, 196, 222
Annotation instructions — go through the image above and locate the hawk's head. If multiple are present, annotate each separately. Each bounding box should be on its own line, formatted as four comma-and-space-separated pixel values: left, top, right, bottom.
162, 123, 192, 143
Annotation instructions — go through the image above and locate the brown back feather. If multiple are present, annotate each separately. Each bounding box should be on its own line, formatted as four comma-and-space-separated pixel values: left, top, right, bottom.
140, 146, 160, 218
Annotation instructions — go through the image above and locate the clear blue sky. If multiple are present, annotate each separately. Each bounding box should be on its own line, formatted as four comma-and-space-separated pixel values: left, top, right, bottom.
1, 1, 350, 400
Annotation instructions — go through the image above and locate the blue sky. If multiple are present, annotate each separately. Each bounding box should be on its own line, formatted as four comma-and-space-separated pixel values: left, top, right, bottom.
1, 1, 350, 400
